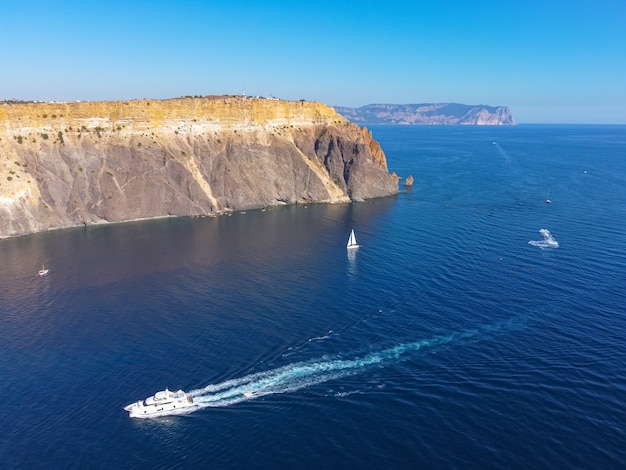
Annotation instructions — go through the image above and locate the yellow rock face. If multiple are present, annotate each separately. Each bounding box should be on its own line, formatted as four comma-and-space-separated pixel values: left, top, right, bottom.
0, 97, 397, 238
0, 96, 346, 131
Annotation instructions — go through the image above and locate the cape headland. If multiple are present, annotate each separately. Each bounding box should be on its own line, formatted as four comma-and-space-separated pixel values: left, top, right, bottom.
335, 103, 515, 125
0, 97, 399, 238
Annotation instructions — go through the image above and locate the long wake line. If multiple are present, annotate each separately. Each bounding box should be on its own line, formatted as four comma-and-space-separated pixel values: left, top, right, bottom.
188, 316, 525, 410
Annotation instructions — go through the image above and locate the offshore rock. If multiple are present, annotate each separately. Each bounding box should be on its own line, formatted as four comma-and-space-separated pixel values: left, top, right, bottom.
335, 103, 515, 125
0, 97, 398, 238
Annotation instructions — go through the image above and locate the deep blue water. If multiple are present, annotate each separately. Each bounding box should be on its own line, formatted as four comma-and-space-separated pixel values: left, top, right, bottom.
1, 125, 625, 469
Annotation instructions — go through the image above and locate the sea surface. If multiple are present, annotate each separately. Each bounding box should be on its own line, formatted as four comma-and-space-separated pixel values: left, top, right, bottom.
1, 125, 625, 469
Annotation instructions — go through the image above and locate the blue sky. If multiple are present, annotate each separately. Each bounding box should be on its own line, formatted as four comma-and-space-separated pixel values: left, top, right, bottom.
2, 0, 625, 123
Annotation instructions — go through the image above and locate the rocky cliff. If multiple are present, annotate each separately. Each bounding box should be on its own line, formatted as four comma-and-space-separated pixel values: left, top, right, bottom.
335, 103, 515, 125
0, 97, 398, 238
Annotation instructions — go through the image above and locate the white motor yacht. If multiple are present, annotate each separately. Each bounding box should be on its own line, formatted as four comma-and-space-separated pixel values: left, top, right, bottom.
124, 388, 196, 418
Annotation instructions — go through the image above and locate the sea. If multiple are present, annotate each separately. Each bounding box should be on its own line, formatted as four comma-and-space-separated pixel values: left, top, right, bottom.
1, 125, 625, 469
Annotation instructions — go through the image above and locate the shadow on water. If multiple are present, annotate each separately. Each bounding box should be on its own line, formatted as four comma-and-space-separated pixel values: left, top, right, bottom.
0, 197, 397, 302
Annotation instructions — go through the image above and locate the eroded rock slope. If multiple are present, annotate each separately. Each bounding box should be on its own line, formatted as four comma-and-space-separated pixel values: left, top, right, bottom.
0, 97, 398, 238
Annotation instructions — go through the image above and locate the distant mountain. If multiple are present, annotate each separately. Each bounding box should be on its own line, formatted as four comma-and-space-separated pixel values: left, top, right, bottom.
334, 103, 515, 125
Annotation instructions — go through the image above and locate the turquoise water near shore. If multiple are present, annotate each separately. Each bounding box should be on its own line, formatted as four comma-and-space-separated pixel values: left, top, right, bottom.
1, 125, 625, 468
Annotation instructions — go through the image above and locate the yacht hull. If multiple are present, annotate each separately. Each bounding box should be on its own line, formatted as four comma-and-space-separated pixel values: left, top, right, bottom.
124, 388, 196, 418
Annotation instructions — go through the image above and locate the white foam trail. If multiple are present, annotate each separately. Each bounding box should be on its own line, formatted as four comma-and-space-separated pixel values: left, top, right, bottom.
281, 308, 382, 358
528, 229, 559, 249
492, 141, 512, 164
308, 331, 332, 342
186, 319, 523, 411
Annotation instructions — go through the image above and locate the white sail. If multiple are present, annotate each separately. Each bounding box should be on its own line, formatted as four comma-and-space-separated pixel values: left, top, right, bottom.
347, 229, 359, 249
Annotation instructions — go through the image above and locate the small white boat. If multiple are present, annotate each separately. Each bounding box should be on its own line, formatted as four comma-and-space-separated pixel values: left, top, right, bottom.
38, 265, 49, 276
124, 388, 196, 418
545, 190, 551, 204
347, 229, 360, 250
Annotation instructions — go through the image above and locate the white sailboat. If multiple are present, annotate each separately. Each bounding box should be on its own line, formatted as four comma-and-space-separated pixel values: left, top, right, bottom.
38, 265, 49, 276
347, 229, 360, 249
545, 189, 551, 204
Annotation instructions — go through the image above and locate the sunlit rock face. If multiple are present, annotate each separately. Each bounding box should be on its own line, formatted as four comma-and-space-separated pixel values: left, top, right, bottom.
0, 97, 398, 238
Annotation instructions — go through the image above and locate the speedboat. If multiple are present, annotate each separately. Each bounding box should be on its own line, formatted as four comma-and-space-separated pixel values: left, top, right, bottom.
124, 388, 196, 418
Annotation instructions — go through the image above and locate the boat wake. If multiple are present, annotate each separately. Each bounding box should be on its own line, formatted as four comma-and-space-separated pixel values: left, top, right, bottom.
528, 229, 559, 249
492, 141, 512, 164
281, 309, 382, 358
187, 317, 525, 411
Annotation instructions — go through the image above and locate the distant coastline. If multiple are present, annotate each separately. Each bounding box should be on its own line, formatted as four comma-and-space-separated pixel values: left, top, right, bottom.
334, 103, 515, 125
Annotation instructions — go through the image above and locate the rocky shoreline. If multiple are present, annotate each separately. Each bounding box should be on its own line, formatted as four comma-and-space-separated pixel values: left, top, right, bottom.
0, 97, 399, 238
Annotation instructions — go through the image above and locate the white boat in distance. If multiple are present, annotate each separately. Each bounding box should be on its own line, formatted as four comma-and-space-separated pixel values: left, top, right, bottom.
124, 388, 196, 418
38, 265, 49, 276
347, 229, 360, 249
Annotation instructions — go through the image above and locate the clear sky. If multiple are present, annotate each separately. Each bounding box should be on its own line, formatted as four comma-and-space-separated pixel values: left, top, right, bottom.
2, 0, 625, 123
